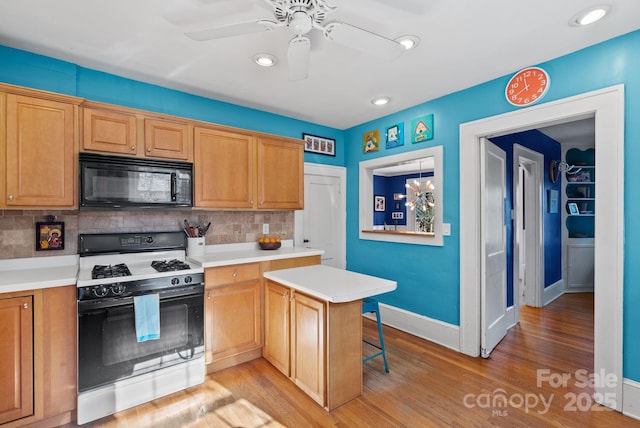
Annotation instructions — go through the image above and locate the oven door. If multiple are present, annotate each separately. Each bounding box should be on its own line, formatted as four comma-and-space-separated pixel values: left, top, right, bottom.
78, 285, 204, 392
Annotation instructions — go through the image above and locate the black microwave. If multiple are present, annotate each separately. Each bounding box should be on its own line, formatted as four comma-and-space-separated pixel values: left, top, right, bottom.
79, 153, 193, 209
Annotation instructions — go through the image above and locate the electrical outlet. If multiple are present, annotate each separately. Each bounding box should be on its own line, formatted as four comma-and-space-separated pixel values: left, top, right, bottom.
263, 223, 269, 234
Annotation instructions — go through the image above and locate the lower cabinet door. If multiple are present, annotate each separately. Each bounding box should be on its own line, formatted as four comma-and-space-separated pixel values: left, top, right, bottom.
0, 295, 33, 424
206, 281, 262, 363
291, 291, 325, 406
263, 280, 290, 375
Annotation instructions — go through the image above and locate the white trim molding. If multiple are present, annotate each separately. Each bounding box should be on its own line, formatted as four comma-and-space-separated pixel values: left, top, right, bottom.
623, 378, 640, 421
459, 85, 624, 410
364, 302, 460, 352
543, 279, 564, 306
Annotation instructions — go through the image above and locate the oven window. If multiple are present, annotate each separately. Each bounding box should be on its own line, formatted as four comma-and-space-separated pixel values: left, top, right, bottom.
78, 292, 204, 392
103, 304, 188, 366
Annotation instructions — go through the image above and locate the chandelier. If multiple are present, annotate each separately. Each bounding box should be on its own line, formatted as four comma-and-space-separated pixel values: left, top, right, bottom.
402, 178, 435, 211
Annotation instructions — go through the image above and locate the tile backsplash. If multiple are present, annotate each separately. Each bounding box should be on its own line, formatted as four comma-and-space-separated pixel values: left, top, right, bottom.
0, 209, 294, 260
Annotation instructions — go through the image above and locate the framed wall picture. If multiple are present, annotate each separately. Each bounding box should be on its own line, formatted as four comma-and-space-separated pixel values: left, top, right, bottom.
386, 123, 404, 149
568, 202, 579, 215
302, 133, 335, 156
547, 189, 558, 213
411, 114, 434, 143
36, 221, 65, 251
363, 130, 380, 153
374, 195, 386, 212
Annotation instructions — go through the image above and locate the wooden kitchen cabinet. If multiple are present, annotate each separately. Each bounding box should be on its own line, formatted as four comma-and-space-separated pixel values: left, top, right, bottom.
143, 117, 190, 160
82, 105, 137, 156
263, 282, 326, 406
263, 278, 362, 410
194, 127, 255, 209
82, 102, 191, 161
194, 125, 304, 210
0, 285, 76, 428
256, 135, 304, 210
1, 87, 79, 208
204, 263, 262, 372
0, 295, 33, 425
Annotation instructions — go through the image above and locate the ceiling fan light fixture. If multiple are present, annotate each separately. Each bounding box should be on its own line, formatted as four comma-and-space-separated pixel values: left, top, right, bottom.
570, 6, 609, 26
395, 35, 420, 50
371, 96, 391, 106
253, 53, 278, 67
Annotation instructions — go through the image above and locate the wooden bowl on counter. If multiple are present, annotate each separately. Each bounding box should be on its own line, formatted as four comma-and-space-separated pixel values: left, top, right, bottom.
259, 241, 281, 250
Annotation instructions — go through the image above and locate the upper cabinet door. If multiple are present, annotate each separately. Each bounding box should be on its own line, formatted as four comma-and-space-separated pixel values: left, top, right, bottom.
144, 118, 191, 161
6, 94, 76, 207
194, 127, 255, 209
256, 136, 304, 210
82, 106, 137, 155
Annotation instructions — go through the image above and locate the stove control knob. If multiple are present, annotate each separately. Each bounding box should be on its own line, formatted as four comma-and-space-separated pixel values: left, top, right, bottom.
93, 285, 109, 298
145, 236, 154, 244
110, 284, 126, 295
171, 277, 180, 286
184, 276, 193, 284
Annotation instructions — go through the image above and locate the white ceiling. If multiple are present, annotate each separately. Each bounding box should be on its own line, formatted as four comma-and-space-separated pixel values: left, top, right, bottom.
1, 1, 639, 129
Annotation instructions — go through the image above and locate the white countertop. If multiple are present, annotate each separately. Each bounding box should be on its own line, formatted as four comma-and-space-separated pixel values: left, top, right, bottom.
187, 240, 324, 268
0, 241, 323, 294
0, 255, 79, 294
263, 265, 397, 303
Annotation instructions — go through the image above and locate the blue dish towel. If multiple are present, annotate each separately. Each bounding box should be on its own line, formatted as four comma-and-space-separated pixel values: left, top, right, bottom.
134, 294, 160, 342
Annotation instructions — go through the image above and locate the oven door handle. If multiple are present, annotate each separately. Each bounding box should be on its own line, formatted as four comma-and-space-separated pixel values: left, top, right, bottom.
78, 285, 204, 312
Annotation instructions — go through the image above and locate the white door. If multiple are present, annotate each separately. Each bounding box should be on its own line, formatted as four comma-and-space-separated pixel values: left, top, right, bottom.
481, 138, 508, 358
295, 164, 346, 269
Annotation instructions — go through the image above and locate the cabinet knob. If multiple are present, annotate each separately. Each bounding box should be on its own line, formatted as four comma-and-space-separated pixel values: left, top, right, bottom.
23, 303, 29, 309
7, 195, 14, 201
282, 292, 288, 299
207, 292, 211, 300
146, 147, 151, 152
130, 145, 136, 151
232, 271, 237, 277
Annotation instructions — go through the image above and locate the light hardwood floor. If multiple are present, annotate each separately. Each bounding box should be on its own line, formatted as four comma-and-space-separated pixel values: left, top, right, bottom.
68, 293, 640, 427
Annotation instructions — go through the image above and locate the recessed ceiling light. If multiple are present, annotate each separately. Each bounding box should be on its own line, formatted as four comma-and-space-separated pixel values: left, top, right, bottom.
570, 6, 609, 26
371, 96, 391, 106
395, 35, 420, 50
253, 53, 278, 67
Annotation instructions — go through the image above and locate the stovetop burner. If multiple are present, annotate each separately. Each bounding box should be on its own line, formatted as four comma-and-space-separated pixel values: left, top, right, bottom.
91, 263, 132, 279
151, 259, 191, 272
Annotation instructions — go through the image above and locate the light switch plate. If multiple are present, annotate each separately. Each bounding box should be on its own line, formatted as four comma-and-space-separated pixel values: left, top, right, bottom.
443, 223, 451, 236
263, 223, 269, 234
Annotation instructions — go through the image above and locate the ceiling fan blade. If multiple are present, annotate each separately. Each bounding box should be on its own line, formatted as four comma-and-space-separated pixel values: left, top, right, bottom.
323, 22, 405, 60
288, 36, 311, 81
185, 20, 271, 41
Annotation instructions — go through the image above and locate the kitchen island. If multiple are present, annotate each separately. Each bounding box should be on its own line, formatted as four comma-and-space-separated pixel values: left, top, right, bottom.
263, 265, 397, 410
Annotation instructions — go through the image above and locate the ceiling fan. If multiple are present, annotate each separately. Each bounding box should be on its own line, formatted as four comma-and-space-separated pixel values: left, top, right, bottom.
184, 0, 406, 81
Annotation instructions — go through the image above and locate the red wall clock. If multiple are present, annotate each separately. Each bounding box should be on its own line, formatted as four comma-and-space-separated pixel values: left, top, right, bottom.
505, 67, 550, 107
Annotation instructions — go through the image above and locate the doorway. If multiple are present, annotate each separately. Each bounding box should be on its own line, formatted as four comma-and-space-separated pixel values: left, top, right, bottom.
459, 85, 624, 410
294, 163, 346, 269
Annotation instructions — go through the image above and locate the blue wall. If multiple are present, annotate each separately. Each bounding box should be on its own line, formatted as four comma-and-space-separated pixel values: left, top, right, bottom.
343, 30, 640, 381
0, 46, 345, 168
490, 130, 563, 306
2, 29, 640, 381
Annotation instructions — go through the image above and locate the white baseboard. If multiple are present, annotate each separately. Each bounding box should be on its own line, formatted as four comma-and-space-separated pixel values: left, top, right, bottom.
364, 302, 460, 352
623, 378, 640, 420
543, 279, 564, 306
